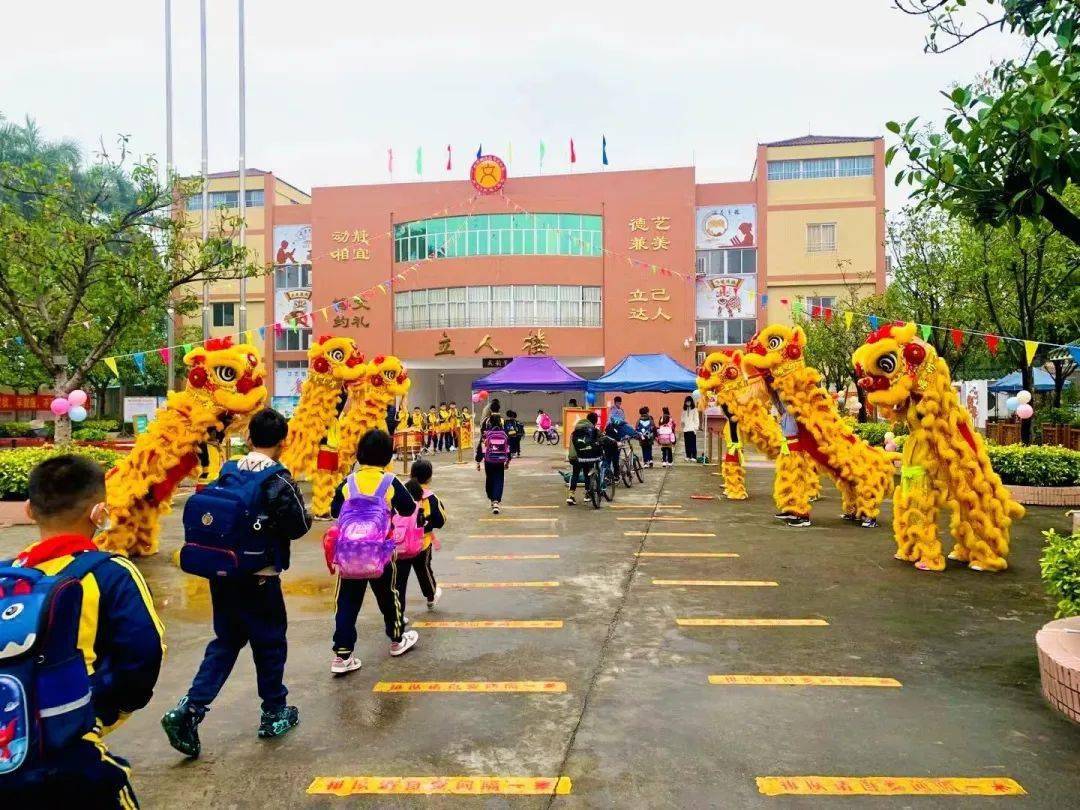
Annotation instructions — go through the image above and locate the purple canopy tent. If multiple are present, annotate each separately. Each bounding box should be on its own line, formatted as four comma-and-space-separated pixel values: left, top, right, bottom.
471, 356, 587, 392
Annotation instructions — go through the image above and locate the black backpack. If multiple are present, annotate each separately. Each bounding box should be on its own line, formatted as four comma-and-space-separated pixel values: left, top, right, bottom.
572, 422, 601, 458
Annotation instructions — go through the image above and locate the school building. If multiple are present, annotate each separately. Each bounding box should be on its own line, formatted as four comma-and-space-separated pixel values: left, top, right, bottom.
179, 134, 886, 413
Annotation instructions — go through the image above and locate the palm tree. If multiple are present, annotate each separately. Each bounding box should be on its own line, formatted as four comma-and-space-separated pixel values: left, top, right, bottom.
0, 113, 81, 169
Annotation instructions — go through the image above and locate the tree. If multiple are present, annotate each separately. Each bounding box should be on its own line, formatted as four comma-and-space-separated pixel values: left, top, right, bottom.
889, 1, 1080, 245
0, 118, 264, 443
798, 263, 891, 421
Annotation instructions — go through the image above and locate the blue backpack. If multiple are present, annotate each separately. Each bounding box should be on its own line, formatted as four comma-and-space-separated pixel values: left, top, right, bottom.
180, 460, 283, 578
0, 551, 112, 777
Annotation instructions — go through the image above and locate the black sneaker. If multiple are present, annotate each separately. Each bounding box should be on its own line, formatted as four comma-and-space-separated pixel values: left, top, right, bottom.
860, 517, 879, 528
840, 513, 858, 522
161, 697, 204, 758
566, 495, 576, 506
258, 705, 300, 739
773, 512, 796, 521
787, 516, 812, 527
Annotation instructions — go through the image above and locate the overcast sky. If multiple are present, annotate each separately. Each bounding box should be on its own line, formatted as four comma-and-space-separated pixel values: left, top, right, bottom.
2, 1, 1020, 207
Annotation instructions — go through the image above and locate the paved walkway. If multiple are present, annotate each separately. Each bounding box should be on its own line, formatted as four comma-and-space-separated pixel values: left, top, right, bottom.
2, 446, 1076, 806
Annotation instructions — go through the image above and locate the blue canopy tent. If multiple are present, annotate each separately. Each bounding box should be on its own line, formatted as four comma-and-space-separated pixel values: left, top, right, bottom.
586, 353, 698, 394
987, 368, 1066, 393
471, 356, 587, 392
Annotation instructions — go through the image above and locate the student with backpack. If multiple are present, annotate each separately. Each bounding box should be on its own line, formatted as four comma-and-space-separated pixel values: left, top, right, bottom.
162, 409, 312, 758
567, 411, 603, 505
326, 429, 418, 673
636, 406, 656, 468
393, 460, 446, 616
657, 407, 677, 467
504, 409, 524, 457
476, 404, 511, 514
1, 455, 164, 807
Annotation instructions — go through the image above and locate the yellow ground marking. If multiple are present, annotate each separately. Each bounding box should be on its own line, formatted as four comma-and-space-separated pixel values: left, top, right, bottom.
709, 675, 900, 687
637, 552, 739, 558
456, 554, 560, 560
502, 505, 560, 510
308, 776, 572, 796
442, 581, 559, 589
756, 776, 1024, 797
479, 517, 558, 522
468, 534, 560, 539
608, 504, 683, 509
373, 681, 566, 693
654, 579, 778, 587
625, 531, 716, 538
410, 620, 563, 629
616, 516, 700, 522
679, 618, 828, 627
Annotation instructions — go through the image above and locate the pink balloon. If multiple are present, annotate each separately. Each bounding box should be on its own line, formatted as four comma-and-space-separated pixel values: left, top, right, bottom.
67, 389, 88, 407
478, 390, 489, 400
471, 393, 481, 403
1016, 403, 1034, 420
50, 397, 70, 416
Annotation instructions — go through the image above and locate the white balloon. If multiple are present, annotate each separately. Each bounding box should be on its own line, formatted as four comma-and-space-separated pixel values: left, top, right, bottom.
884, 431, 895, 442
1016, 390, 1032, 405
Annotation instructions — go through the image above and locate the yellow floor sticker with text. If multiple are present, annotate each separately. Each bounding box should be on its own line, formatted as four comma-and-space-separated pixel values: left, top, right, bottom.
410, 620, 563, 628
710, 675, 900, 687
374, 681, 566, 693
756, 776, 1024, 796
308, 776, 572, 796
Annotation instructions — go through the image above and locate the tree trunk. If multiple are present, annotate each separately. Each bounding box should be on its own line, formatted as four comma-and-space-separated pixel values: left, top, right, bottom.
53, 371, 72, 446
1038, 191, 1080, 248
1051, 360, 1065, 407
1020, 364, 1034, 445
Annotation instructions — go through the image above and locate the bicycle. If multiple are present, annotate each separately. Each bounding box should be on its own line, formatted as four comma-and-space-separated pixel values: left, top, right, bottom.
583, 463, 602, 509
533, 427, 560, 444
617, 440, 645, 487
597, 456, 617, 502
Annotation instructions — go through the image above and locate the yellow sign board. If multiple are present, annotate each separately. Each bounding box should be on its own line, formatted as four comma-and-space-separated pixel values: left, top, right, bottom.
756, 776, 1024, 797
308, 776, 572, 796
373, 681, 566, 693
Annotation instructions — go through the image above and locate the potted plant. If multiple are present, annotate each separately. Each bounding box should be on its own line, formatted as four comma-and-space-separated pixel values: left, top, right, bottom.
988, 445, 1080, 507
1037, 529, 1080, 724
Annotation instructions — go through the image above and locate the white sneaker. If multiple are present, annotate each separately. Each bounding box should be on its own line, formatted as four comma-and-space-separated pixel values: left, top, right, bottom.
566, 495, 576, 505
427, 586, 443, 611
331, 655, 362, 675
390, 630, 419, 657
403, 616, 410, 626
492, 503, 500, 514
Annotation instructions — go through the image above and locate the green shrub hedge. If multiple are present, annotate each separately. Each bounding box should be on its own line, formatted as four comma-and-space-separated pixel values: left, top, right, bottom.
80, 419, 121, 433
73, 428, 109, 442
987, 444, 1080, 488
0, 421, 52, 438
852, 421, 908, 446
0, 445, 122, 499
1041, 530, 1080, 618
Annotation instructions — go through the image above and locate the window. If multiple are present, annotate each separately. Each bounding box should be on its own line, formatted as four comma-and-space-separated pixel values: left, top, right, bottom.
274, 328, 311, 351
185, 189, 265, 211
804, 296, 836, 314
211, 302, 235, 327
393, 285, 603, 330
695, 249, 757, 276
806, 223, 837, 253
393, 213, 603, 262
767, 156, 873, 181
695, 318, 757, 346
274, 264, 312, 285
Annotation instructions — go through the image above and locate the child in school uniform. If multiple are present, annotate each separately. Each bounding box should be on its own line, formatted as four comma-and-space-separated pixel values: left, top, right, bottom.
328, 429, 419, 675
476, 404, 511, 514
636, 406, 656, 468
657, 407, 676, 467
394, 459, 445, 617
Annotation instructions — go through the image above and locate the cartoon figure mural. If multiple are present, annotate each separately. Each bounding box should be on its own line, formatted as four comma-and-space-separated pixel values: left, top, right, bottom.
281, 336, 367, 517
98, 337, 268, 556
853, 322, 1024, 571
742, 325, 893, 526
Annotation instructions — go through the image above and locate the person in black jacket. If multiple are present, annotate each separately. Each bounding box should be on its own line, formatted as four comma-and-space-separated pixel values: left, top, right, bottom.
162, 408, 313, 759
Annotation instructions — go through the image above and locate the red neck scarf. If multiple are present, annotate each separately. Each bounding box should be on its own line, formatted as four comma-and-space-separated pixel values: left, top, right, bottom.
15, 534, 97, 568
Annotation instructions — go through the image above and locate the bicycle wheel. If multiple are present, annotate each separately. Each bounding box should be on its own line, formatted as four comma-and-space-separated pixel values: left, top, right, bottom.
620, 456, 633, 488
534, 430, 544, 444
633, 455, 645, 483
602, 466, 615, 501
550, 429, 560, 444
586, 470, 601, 508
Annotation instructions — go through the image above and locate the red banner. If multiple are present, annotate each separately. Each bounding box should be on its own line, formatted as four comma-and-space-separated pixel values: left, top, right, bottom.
0, 394, 54, 411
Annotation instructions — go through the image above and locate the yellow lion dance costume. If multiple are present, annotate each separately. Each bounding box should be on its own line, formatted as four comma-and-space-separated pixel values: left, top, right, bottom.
696, 350, 821, 507
853, 322, 1024, 571
307, 354, 411, 516
742, 325, 893, 526
99, 337, 268, 556
281, 335, 367, 517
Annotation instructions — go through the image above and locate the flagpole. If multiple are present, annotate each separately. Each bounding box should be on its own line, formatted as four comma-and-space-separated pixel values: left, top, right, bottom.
164, 0, 176, 391
237, 0, 248, 333
199, 0, 211, 341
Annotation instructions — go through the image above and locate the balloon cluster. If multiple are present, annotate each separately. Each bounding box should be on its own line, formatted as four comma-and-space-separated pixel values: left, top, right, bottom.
1005, 390, 1034, 420
883, 431, 897, 453
50, 389, 89, 422
470, 390, 490, 404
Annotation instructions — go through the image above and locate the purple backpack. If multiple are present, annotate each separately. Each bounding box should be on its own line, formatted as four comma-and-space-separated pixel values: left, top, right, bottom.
483, 430, 510, 463
332, 473, 396, 578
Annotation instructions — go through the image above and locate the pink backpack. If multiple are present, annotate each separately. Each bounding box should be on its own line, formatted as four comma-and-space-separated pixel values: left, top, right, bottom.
539, 413, 552, 430
391, 510, 424, 559
657, 423, 676, 446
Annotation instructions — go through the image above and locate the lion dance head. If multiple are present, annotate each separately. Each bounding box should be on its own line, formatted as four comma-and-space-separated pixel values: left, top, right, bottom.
742, 324, 806, 377
183, 336, 267, 414
364, 354, 411, 400
308, 335, 367, 386
852, 322, 936, 418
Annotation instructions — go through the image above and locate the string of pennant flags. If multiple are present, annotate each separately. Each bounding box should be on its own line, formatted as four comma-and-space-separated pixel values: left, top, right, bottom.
787, 299, 1080, 367
391, 137, 609, 178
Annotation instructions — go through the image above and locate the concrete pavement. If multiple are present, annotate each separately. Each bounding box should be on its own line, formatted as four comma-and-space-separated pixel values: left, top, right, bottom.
2, 444, 1077, 807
